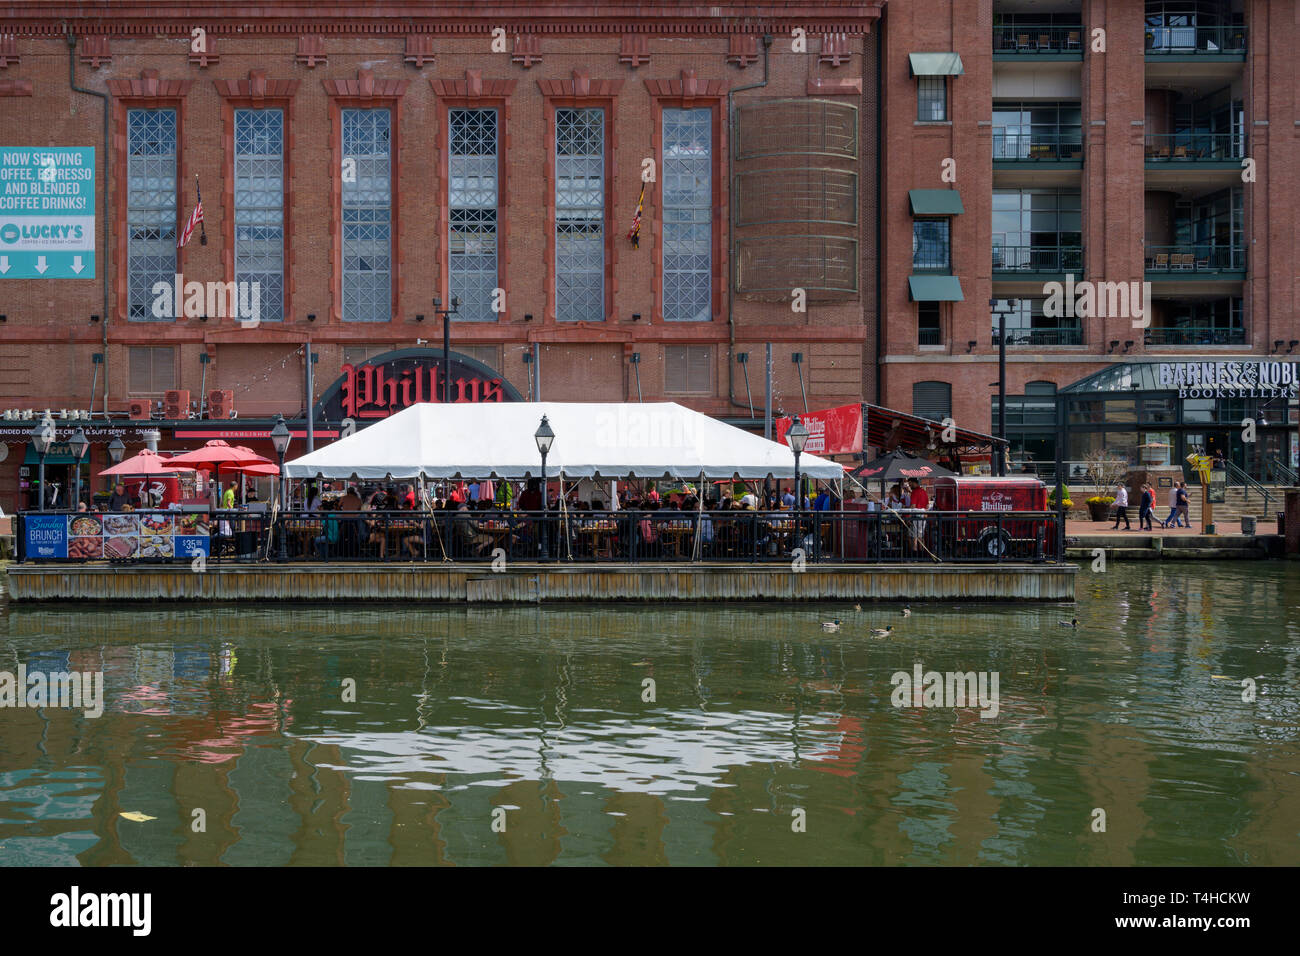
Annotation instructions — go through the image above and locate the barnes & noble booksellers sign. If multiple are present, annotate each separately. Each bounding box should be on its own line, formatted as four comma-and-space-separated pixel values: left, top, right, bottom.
1159, 361, 1299, 399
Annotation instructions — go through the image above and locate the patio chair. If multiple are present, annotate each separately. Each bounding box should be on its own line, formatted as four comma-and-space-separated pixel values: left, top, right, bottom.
1179, 253, 1196, 269
1066, 31, 1081, 49
1037, 33, 1052, 50
1153, 253, 1169, 269
1195, 255, 1210, 270
1016, 34, 1031, 51
1173, 145, 1188, 159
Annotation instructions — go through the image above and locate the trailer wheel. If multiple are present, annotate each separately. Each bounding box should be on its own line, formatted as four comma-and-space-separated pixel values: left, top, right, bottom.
978, 528, 1011, 558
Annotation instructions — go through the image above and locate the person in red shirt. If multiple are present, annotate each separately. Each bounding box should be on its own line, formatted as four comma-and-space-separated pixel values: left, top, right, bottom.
908, 479, 929, 510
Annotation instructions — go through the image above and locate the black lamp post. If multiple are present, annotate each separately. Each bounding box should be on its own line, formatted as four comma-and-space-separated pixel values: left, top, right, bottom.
31, 417, 54, 512
434, 296, 461, 403
990, 298, 1013, 476
535, 414, 555, 563
68, 426, 89, 510
270, 414, 292, 562
108, 437, 125, 466
787, 416, 809, 517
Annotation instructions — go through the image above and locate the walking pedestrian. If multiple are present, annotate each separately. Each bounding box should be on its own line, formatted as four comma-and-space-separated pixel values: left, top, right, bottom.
1162, 482, 1181, 528
1176, 481, 1190, 529
1111, 482, 1131, 530
1139, 482, 1154, 531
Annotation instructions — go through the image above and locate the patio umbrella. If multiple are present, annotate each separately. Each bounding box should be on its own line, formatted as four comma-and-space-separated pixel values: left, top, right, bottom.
850, 449, 957, 483
230, 447, 280, 476
98, 449, 197, 477
165, 440, 275, 502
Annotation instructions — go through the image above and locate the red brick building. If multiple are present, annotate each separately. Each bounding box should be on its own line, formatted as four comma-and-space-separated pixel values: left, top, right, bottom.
883, 0, 1299, 481
0, 0, 885, 510
1, 0, 1297, 512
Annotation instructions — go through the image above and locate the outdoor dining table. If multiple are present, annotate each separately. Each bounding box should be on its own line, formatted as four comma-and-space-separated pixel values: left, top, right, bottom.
576, 521, 618, 558
655, 521, 695, 558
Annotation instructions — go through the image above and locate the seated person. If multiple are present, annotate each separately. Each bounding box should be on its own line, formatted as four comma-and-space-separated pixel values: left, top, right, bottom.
454, 502, 493, 557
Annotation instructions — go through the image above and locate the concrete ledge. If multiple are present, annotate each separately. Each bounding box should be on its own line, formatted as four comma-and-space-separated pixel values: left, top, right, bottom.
5, 562, 1077, 603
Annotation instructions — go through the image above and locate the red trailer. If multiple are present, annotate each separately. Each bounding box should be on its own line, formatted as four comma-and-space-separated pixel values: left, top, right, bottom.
931, 476, 1056, 560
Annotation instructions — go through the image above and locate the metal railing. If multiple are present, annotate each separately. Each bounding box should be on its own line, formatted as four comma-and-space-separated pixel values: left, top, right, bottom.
1145, 25, 1246, 54
1144, 132, 1244, 162
15, 508, 1065, 566
993, 131, 1084, 162
918, 326, 943, 346
1264, 456, 1298, 485
1143, 326, 1247, 346
992, 244, 1084, 274
993, 328, 1084, 346
1144, 245, 1246, 273
1222, 459, 1274, 507
994, 25, 1085, 54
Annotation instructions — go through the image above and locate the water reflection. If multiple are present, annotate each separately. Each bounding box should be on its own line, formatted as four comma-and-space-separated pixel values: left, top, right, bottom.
1, 561, 1298, 866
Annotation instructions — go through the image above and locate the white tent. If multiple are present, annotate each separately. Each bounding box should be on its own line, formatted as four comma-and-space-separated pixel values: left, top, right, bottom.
283, 402, 844, 481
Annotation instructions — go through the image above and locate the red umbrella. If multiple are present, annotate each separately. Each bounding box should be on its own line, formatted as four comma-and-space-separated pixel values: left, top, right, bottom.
98, 450, 196, 477
166, 440, 275, 498
230, 447, 279, 476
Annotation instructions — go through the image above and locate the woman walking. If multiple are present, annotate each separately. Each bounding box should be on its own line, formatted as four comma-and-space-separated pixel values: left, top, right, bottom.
1139, 482, 1155, 531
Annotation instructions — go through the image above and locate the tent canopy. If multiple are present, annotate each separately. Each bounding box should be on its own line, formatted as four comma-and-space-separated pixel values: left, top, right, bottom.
283, 402, 845, 481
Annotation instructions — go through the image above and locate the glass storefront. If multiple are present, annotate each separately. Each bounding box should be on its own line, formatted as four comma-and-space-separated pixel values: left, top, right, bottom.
998, 361, 1300, 482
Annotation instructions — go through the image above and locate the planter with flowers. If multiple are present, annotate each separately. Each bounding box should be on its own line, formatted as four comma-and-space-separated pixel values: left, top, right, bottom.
1086, 495, 1115, 521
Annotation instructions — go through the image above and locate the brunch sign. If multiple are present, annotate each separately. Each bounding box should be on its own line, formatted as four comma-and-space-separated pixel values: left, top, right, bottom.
23, 511, 209, 561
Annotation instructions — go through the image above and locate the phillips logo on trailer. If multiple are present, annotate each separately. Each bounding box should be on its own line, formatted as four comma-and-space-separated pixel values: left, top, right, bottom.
980, 491, 1013, 512
1159, 361, 1299, 398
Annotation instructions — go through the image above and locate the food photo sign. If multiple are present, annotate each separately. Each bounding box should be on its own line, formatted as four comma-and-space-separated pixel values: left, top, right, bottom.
27, 511, 210, 560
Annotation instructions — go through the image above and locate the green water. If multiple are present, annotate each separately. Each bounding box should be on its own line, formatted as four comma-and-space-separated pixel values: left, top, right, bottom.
0, 561, 1297, 866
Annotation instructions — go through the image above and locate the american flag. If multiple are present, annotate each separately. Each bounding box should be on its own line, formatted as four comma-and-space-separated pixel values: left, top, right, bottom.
178, 179, 206, 247
627, 182, 645, 248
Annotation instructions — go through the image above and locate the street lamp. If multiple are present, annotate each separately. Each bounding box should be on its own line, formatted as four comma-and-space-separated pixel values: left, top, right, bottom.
68, 426, 89, 510
270, 414, 292, 562
433, 296, 461, 404
108, 436, 125, 465
535, 414, 555, 563
787, 416, 810, 517
30, 416, 54, 512
990, 298, 1014, 476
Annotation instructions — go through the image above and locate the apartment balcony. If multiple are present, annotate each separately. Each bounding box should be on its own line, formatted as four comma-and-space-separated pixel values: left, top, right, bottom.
1143, 133, 1243, 165
993, 131, 1083, 166
992, 244, 1083, 278
1144, 326, 1248, 347
1144, 245, 1246, 281
993, 24, 1084, 60
1144, 24, 1246, 58
993, 328, 1085, 347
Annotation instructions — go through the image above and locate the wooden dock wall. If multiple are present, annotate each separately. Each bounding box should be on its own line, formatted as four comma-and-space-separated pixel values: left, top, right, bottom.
5, 562, 1077, 603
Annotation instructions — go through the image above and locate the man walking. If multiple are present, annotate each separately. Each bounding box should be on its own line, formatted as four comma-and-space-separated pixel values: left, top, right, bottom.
1111, 482, 1131, 530
1162, 482, 1182, 528
1176, 481, 1190, 529
1139, 482, 1155, 531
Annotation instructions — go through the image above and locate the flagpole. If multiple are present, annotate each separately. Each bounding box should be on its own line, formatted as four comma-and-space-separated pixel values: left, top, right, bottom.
196, 175, 206, 245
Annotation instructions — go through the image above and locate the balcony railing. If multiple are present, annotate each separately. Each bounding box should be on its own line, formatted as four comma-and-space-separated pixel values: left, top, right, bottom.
1144, 133, 1244, 162
993, 244, 1083, 274
919, 326, 942, 346
1143, 326, 1247, 346
994, 25, 1084, 55
1144, 24, 1246, 54
1144, 245, 1246, 274
993, 131, 1084, 162
993, 328, 1084, 347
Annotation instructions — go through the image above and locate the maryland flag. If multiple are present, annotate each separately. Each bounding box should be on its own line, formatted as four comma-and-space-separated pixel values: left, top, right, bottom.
627, 182, 645, 248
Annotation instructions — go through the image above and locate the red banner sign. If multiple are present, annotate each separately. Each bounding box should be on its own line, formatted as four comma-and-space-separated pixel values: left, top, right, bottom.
314, 349, 523, 422
775, 404, 863, 456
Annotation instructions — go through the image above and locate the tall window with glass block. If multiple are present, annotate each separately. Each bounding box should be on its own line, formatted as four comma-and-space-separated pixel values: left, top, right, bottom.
555, 108, 605, 322
917, 77, 947, 121
234, 109, 284, 321
913, 219, 951, 272
918, 302, 942, 345
341, 109, 392, 322
448, 109, 499, 322
127, 109, 177, 320
662, 108, 711, 321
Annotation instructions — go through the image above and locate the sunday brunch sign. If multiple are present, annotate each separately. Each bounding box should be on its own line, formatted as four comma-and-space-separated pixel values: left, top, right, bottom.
24, 512, 209, 561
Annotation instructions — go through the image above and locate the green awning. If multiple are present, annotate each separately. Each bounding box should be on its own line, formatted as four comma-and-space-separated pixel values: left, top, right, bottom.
909, 275, 965, 302
22, 442, 83, 465
909, 189, 964, 216
909, 52, 964, 76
